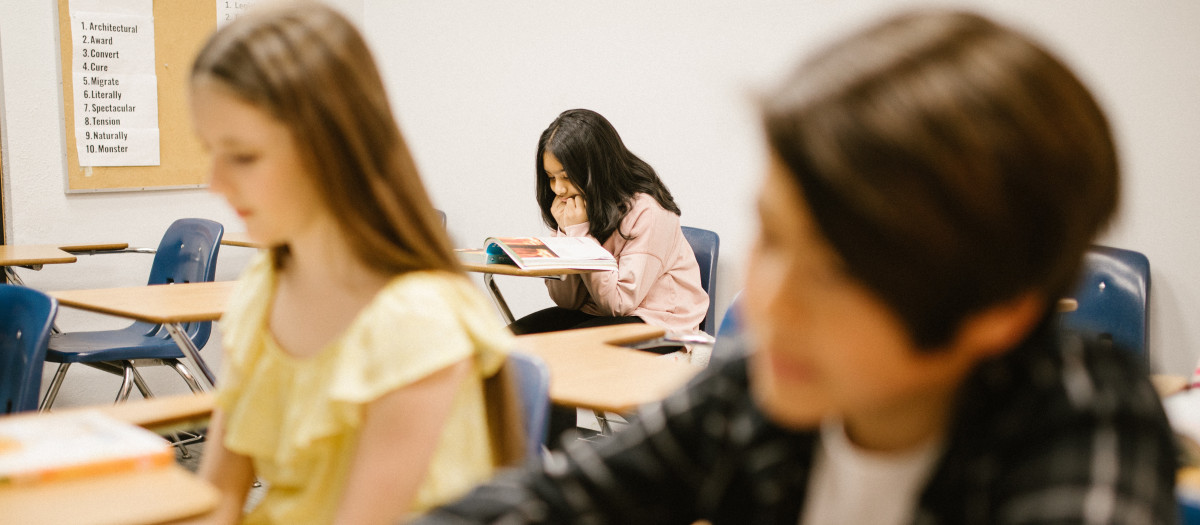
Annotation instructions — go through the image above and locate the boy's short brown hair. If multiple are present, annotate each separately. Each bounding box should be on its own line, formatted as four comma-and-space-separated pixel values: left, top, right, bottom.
762, 10, 1119, 348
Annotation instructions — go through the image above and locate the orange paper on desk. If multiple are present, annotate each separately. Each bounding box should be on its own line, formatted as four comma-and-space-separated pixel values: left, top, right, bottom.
0, 410, 173, 486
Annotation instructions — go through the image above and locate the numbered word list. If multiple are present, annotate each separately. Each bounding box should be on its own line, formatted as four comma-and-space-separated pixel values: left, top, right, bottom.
70, 0, 160, 167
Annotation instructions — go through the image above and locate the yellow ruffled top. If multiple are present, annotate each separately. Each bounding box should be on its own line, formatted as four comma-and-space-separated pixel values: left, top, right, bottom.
216, 253, 511, 524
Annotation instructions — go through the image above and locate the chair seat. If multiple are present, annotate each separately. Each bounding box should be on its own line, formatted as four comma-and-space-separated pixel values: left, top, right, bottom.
46, 322, 184, 363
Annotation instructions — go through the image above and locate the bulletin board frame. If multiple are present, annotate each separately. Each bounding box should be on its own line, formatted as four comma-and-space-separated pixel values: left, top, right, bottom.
57, 0, 214, 193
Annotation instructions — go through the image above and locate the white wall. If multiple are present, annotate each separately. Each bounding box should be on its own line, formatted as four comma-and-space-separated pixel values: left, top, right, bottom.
3, 1, 1199, 409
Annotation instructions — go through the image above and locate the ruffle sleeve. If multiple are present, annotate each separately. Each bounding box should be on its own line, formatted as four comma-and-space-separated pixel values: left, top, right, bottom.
221, 270, 511, 462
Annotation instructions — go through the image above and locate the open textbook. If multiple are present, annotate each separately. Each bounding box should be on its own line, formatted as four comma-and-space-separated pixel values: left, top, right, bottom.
0, 410, 173, 486
480, 236, 617, 271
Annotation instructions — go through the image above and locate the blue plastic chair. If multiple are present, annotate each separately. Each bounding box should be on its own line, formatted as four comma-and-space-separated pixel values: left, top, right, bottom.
41, 218, 224, 409
1058, 245, 1150, 364
717, 289, 744, 338
508, 352, 551, 460
1, 285, 58, 414
682, 226, 720, 336
710, 289, 749, 364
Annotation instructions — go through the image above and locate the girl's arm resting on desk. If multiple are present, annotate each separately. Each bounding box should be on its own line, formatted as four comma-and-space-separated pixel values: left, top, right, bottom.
580, 252, 665, 316
556, 206, 674, 316
333, 358, 472, 525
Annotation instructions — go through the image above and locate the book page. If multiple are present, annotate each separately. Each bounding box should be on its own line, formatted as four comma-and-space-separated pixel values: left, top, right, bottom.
539, 237, 614, 262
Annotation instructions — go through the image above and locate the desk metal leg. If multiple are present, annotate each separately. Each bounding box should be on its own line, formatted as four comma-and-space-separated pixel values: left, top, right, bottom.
164, 323, 217, 391
593, 409, 614, 435
483, 273, 516, 324
4, 267, 25, 286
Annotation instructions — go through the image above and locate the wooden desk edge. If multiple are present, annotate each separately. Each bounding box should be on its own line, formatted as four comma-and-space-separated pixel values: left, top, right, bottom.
48, 281, 235, 324
58, 242, 130, 253
3, 393, 214, 433
0, 465, 218, 525
0, 245, 78, 265
514, 324, 695, 413
460, 261, 595, 277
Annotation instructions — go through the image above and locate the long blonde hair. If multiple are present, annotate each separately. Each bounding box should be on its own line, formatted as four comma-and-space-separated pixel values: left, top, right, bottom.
191, 4, 459, 275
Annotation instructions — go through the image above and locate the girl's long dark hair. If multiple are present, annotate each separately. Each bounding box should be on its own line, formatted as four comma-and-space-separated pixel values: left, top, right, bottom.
536, 109, 680, 244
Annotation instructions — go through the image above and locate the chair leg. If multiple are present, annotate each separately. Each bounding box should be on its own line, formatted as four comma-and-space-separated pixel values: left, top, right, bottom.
123, 362, 195, 457
130, 363, 154, 399
115, 365, 137, 403
40, 363, 71, 412
168, 360, 204, 394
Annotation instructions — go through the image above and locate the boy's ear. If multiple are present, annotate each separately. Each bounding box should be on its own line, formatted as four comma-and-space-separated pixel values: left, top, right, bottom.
952, 291, 1047, 359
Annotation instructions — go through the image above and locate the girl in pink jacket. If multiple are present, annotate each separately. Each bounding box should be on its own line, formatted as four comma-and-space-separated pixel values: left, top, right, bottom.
508, 109, 709, 340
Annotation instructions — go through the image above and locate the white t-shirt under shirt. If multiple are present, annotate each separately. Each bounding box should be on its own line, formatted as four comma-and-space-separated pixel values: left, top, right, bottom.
799, 418, 944, 525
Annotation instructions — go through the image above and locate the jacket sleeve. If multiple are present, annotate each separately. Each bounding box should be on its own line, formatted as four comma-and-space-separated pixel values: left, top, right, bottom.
543, 226, 589, 310
924, 335, 1180, 524
574, 205, 674, 317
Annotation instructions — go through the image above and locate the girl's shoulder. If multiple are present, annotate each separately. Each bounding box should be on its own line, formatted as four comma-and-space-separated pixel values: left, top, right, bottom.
622, 193, 680, 227
370, 270, 506, 332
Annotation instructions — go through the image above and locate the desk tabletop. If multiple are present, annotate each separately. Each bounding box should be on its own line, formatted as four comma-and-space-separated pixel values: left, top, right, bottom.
221, 231, 260, 248
95, 393, 215, 433
0, 244, 77, 266
456, 249, 596, 277
0, 397, 219, 524
0, 463, 217, 525
515, 324, 701, 413
57, 242, 130, 253
50, 280, 237, 324
461, 261, 594, 277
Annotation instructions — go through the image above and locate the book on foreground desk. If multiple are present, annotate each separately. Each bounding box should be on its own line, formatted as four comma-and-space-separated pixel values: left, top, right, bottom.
0, 410, 173, 486
481, 236, 617, 271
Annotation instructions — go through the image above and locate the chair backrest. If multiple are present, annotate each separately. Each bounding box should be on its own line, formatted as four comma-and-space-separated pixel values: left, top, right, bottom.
711, 289, 748, 363
507, 352, 550, 459
718, 289, 744, 338
145, 218, 224, 346
1059, 245, 1150, 363
1, 285, 58, 414
682, 226, 720, 336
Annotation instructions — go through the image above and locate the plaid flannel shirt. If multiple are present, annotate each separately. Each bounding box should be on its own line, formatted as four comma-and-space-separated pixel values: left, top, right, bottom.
415, 319, 1179, 524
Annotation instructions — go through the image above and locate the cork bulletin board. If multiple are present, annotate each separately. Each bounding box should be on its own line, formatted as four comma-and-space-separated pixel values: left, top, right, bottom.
57, 0, 214, 192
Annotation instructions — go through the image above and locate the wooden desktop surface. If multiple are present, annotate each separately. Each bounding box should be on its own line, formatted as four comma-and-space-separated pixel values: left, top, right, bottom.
460, 261, 593, 277
0, 465, 218, 525
57, 242, 130, 253
49, 280, 236, 324
455, 248, 594, 278
515, 323, 701, 413
0, 244, 77, 266
0, 396, 219, 524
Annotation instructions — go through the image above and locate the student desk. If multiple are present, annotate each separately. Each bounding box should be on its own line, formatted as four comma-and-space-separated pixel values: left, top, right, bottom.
48, 280, 237, 391
0, 244, 77, 284
457, 254, 595, 324
1, 242, 133, 285
0, 395, 218, 525
515, 323, 700, 414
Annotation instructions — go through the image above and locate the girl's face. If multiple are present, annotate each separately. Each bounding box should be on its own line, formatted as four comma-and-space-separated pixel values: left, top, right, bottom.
190, 80, 327, 246
744, 158, 977, 449
543, 151, 583, 202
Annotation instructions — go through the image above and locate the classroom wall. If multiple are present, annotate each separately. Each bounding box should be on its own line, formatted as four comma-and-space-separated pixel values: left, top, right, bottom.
2, 1, 1199, 409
